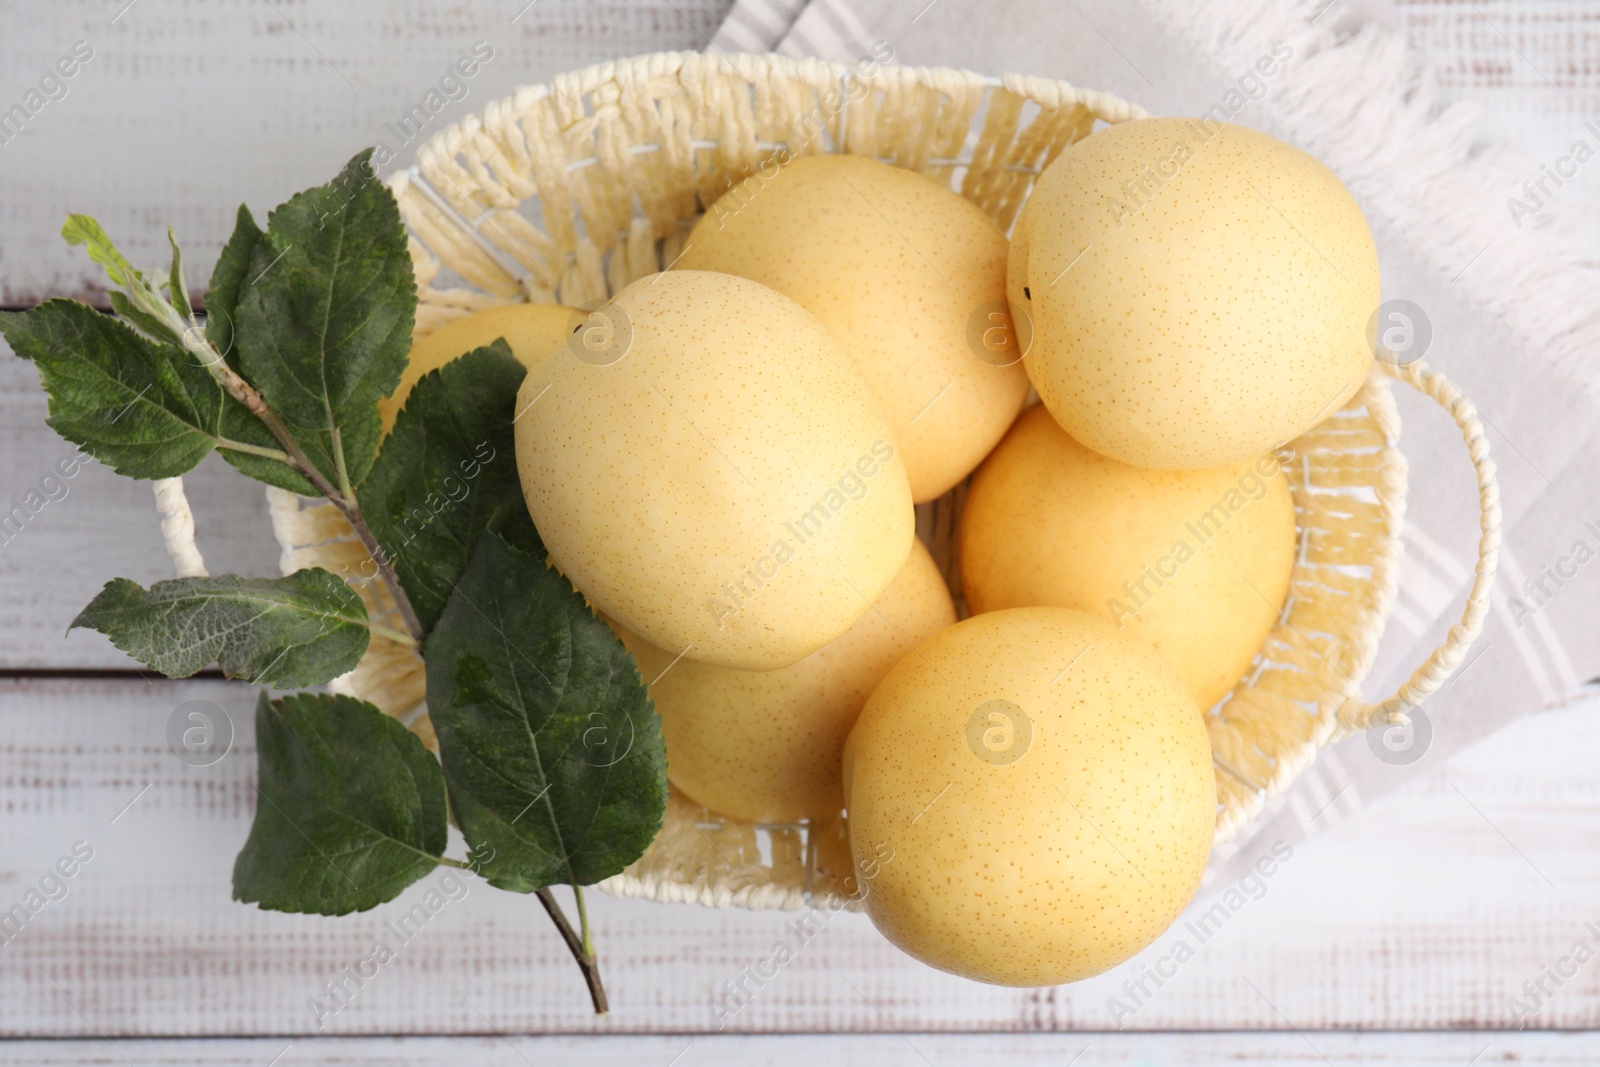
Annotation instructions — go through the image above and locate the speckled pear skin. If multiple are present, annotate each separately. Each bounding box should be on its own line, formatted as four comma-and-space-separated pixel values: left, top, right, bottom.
615, 539, 956, 824
843, 608, 1214, 987
514, 270, 915, 672
680, 154, 1031, 503
1020, 118, 1379, 471
379, 302, 575, 436
1005, 200, 1036, 359
960, 404, 1296, 711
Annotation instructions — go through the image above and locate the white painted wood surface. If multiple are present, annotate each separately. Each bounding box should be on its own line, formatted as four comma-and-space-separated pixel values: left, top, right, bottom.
1, 0, 1598, 1057
0, 1, 738, 306
4, 1033, 1599, 1065
3, 678, 1598, 1038
0, 1, 1593, 307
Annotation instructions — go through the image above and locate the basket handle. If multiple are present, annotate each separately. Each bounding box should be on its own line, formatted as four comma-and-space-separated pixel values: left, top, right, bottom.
1337, 359, 1502, 731
154, 476, 209, 579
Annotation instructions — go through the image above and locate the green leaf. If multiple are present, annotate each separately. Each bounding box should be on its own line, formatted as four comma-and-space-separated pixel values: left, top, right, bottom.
107, 291, 182, 346
215, 433, 319, 496
204, 202, 346, 496
71, 569, 370, 688
236, 149, 414, 493
426, 532, 667, 893
62, 214, 145, 289
63, 213, 186, 339
165, 227, 192, 318
1, 299, 225, 478
0, 299, 301, 486
360, 341, 541, 634
234, 691, 447, 915
204, 204, 263, 359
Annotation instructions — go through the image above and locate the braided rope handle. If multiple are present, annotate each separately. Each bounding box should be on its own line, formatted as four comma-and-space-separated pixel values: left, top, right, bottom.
153, 477, 208, 578
1337, 359, 1502, 732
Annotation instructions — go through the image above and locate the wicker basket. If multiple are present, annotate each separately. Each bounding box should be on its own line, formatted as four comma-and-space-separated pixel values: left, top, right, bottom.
158, 51, 1501, 912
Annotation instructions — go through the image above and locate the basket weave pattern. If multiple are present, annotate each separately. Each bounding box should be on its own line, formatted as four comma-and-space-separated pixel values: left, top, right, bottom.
235, 53, 1501, 912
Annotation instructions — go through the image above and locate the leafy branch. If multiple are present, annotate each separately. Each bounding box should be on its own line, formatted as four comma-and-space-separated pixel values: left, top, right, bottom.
51, 160, 426, 644
0, 150, 668, 1015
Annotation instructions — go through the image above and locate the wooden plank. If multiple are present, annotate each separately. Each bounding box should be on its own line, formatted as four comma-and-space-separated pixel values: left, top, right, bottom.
0, 0, 736, 306
2, 676, 1598, 1037
2, 1032, 1597, 1065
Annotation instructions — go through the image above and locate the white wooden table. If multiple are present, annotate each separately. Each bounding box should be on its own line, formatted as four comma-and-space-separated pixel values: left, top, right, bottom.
2, 2, 1598, 1063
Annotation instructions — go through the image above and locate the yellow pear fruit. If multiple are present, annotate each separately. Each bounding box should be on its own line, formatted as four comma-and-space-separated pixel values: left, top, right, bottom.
843, 607, 1214, 986
961, 404, 1296, 710
681, 154, 1031, 502
514, 270, 915, 671
1018, 118, 1378, 470
1005, 201, 1035, 360
616, 539, 956, 823
380, 302, 574, 435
